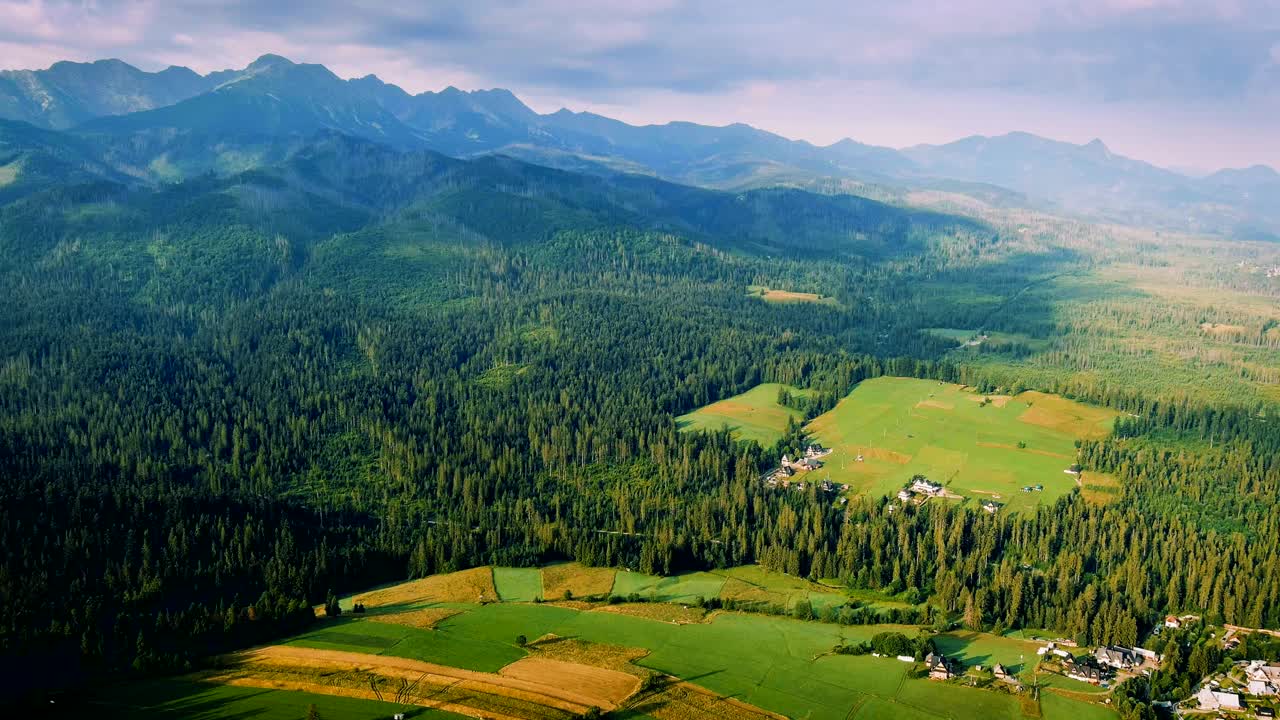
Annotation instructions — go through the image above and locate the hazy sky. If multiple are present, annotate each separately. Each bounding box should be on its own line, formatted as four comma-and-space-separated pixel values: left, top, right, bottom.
1, 0, 1277, 170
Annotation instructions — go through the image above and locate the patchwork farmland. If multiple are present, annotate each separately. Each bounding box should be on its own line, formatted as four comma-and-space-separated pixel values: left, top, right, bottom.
131, 565, 1117, 720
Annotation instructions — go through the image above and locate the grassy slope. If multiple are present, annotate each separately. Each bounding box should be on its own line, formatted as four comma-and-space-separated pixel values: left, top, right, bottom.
274, 565, 1116, 720
676, 382, 812, 446
283, 604, 1116, 720
805, 377, 1116, 513
90, 679, 466, 719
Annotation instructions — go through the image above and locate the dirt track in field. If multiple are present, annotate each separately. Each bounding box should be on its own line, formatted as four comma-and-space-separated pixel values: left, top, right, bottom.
233, 644, 637, 711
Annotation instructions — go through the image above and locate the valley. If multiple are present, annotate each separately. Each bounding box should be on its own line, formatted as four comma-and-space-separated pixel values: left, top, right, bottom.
0, 41, 1278, 720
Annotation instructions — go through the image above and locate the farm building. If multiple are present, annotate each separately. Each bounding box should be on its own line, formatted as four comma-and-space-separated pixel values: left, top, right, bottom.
993, 664, 1009, 680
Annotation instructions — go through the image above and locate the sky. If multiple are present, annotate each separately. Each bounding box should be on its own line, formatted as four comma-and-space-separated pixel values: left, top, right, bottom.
0, 0, 1277, 171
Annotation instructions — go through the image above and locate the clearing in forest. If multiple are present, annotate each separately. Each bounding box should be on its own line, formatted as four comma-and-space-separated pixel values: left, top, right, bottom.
676, 383, 812, 446
747, 285, 838, 305
805, 377, 1118, 512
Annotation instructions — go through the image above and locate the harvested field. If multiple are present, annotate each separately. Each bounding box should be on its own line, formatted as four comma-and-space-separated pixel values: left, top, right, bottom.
208, 674, 527, 720
594, 602, 710, 624
965, 394, 1012, 408
231, 644, 633, 711
1017, 392, 1116, 439
543, 563, 616, 600
354, 566, 496, 608
369, 606, 463, 629
500, 657, 639, 708
527, 635, 651, 678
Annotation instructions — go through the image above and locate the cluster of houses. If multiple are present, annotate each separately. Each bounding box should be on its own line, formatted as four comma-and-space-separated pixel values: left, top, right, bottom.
897, 476, 946, 502
1033, 641, 1163, 685
1189, 661, 1280, 715
1247, 661, 1280, 696
764, 445, 848, 497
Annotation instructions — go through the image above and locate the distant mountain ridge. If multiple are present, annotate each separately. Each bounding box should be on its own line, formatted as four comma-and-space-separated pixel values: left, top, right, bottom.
0, 54, 1276, 239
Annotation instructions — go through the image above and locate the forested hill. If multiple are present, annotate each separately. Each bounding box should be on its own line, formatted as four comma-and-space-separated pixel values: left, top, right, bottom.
1, 120, 1279, 715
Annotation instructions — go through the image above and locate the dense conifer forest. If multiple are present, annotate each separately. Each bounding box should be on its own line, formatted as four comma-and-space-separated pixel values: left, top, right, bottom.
1, 131, 1278, 711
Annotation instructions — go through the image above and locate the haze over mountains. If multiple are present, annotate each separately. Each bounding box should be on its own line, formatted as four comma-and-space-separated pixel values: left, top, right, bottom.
2, 54, 1277, 239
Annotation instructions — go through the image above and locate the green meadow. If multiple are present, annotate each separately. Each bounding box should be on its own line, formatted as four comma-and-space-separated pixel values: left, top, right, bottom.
805, 377, 1117, 512
676, 382, 811, 446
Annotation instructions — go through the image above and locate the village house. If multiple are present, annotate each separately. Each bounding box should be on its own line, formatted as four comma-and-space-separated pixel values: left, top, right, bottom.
1257, 707, 1276, 720
925, 652, 956, 680
1095, 646, 1138, 670
799, 457, 823, 471
910, 477, 946, 497
897, 488, 914, 502
1067, 662, 1106, 684
992, 664, 1009, 680
1195, 686, 1242, 711
980, 500, 1002, 514
1164, 615, 1181, 629
804, 444, 829, 459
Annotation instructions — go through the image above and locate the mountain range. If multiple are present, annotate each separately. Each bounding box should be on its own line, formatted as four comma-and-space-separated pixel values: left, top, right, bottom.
2, 54, 1277, 239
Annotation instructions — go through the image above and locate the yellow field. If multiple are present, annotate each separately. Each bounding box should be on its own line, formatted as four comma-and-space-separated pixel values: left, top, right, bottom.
1016, 392, 1117, 440
543, 563, 617, 600
352, 566, 497, 608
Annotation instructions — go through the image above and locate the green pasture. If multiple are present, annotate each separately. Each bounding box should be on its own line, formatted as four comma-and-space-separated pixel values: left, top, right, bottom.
285, 614, 525, 672
933, 631, 1043, 674
90, 679, 466, 719
1040, 690, 1117, 720
611, 570, 727, 603
805, 377, 1116, 512
676, 382, 811, 446
493, 566, 543, 601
